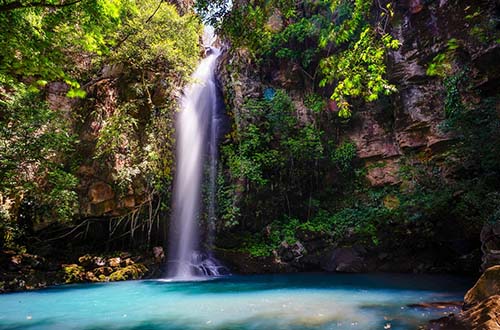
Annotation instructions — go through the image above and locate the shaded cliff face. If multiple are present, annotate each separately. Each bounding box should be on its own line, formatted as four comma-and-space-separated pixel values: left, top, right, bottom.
43, 63, 181, 222
11, 3, 205, 253
215, 0, 500, 273
358, 0, 500, 185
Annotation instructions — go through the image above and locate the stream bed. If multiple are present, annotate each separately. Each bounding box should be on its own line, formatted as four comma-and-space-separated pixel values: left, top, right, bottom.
0, 273, 471, 330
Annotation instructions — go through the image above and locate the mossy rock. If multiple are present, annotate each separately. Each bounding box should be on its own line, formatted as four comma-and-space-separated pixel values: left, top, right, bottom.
62, 264, 86, 284
464, 265, 500, 308
86, 271, 99, 282
78, 255, 94, 269
107, 257, 121, 268
108, 264, 147, 281
94, 266, 114, 277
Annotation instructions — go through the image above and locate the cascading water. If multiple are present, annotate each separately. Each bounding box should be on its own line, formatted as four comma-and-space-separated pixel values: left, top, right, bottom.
166, 30, 228, 280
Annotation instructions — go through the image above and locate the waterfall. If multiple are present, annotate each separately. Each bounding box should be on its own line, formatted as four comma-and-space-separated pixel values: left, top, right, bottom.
166, 30, 228, 280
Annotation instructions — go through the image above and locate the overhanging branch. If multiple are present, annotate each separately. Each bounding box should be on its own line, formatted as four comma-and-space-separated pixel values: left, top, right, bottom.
0, 0, 83, 12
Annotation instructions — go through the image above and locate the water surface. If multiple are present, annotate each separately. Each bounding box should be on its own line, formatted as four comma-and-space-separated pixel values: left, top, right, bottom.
0, 273, 470, 330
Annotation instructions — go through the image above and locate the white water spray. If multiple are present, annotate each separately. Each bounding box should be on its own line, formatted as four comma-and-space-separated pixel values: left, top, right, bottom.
167, 30, 228, 280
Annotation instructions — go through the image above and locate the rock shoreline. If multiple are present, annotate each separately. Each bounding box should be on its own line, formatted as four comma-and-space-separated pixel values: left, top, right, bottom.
0, 247, 165, 293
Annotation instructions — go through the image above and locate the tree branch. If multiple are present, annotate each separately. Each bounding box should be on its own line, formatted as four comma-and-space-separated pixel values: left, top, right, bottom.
0, 0, 83, 12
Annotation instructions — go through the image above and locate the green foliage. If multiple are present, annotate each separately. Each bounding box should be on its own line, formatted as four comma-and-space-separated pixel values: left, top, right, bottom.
221, 5, 272, 58
219, 90, 330, 228
0, 0, 135, 93
237, 92, 500, 255
426, 39, 459, 77
216, 172, 241, 229
331, 140, 357, 172
265, 17, 324, 68
464, 5, 499, 44
63, 264, 86, 283
303, 93, 326, 113
110, 1, 202, 72
0, 85, 77, 247
220, 0, 399, 117
0, 0, 203, 248
443, 70, 466, 118
320, 27, 399, 117
87, 0, 202, 199
218, 0, 499, 260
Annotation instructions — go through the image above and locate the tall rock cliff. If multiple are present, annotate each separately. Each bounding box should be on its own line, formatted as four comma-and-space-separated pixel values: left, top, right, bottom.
215, 0, 500, 273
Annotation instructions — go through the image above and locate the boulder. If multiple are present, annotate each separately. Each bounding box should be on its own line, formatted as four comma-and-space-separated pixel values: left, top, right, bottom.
152, 246, 165, 263
86, 271, 99, 282
277, 241, 305, 263
107, 257, 121, 268
461, 295, 500, 330
481, 221, 500, 271
78, 254, 95, 269
120, 258, 135, 267
464, 265, 500, 308
62, 264, 86, 283
321, 246, 368, 273
93, 266, 114, 277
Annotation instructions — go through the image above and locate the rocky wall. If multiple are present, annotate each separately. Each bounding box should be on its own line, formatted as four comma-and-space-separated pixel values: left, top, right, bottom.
216, 0, 500, 273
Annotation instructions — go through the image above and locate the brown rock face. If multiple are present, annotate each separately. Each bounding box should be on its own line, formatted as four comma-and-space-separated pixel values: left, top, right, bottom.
88, 182, 115, 204
321, 246, 369, 273
347, 106, 400, 160
365, 159, 401, 187
462, 295, 500, 330
481, 222, 500, 271
152, 246, 165, 263
464, 265, 500, 308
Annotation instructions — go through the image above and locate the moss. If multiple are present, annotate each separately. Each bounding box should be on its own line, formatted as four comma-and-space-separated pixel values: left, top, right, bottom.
62, 264, 86, 284
108, 264, 148, 281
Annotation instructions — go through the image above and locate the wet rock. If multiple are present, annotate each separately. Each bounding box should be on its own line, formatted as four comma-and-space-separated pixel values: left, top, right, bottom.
78, 254, 95, 269
461, 295, 500, 330
152, 246, 165, 263
8, 255, 23, 271
108, 257, 121, 268
78, 254, 108, 269
93, 266, 114, 277
120, 258, 134, 267
86, 271, 99, 282
408, 301, 462, 309
464, 265, 500, 308
94, 257, 106, 267
481, 221, 500, 271
6, 253, 46, 271
321, 246, 369, 273
427, 314, 468, 330
278, 241, 305, 263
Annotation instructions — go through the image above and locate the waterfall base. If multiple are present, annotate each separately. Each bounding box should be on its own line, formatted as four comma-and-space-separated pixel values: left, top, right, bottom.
166, 251, 230, 281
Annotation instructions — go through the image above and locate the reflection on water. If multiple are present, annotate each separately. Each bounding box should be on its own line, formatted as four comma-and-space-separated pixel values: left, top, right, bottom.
0, 273, 471, 330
